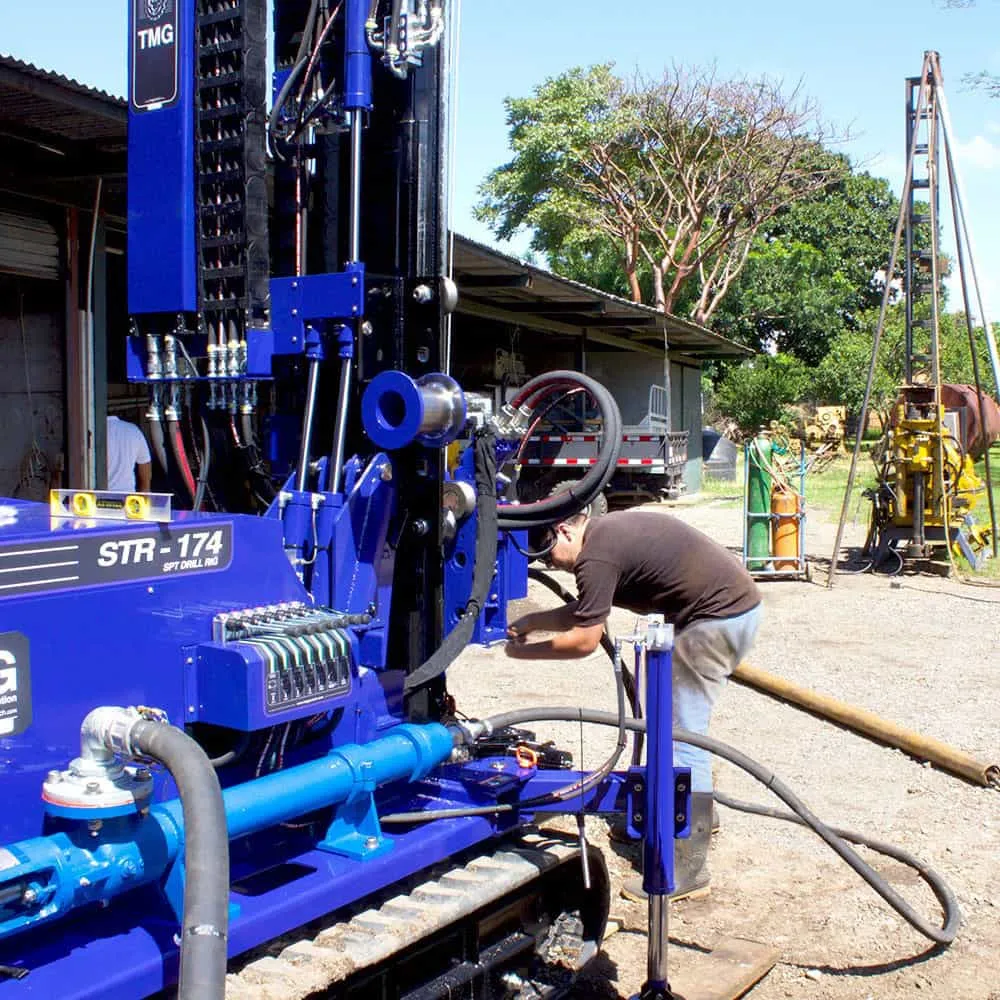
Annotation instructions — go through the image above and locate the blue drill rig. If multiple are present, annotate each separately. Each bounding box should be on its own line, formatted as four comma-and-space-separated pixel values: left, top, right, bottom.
0, 2, 691, 997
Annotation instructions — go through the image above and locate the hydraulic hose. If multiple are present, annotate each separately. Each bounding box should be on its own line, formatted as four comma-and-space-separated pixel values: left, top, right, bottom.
389, 636, 629, 820
527, 567, 639, 716
470, 708, 959, 947
192, 417, 212, 513
129, 720, 229, 1000
499, 371, 623, 531
147, 412, 169, 473
404, 429, 498, 694
167, 411, 197, 504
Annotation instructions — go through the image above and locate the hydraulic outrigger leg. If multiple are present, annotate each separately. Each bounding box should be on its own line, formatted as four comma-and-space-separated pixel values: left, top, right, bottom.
636, 620, 680, 1000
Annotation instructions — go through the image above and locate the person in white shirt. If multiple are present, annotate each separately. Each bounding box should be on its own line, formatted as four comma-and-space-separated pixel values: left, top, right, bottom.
106, 416, 152, 492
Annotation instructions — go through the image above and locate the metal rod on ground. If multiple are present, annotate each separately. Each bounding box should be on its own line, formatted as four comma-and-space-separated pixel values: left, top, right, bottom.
732, 661, 1000, 789
828, 54, 933, 589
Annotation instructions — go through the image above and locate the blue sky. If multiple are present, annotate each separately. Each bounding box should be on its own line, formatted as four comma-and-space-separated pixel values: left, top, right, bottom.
4, 0, 1000, 326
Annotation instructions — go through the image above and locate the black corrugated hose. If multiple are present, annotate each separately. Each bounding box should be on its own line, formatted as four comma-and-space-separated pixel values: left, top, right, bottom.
130, 721, 230, 999
404, 429, 498, 694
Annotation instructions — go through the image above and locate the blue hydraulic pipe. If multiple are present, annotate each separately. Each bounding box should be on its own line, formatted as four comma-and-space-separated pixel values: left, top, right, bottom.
0, 724, 454, 941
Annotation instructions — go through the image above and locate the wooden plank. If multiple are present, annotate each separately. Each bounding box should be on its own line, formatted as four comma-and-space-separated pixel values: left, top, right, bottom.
670, 936, 778, 1000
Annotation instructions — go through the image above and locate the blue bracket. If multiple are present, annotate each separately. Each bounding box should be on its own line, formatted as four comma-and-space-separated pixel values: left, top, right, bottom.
320, 787, 392, 860
624, 766, 691, 840
270, 264, 366, 356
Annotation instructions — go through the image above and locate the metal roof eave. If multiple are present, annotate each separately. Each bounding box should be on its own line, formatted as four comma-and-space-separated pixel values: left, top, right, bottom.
452, 235, 752, 360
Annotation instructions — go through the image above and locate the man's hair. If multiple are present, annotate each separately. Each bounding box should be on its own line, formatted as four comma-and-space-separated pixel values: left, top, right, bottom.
526, 511, 588, 557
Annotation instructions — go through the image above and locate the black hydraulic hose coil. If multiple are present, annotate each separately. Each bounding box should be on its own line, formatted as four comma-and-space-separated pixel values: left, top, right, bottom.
498, 372, 623, 531
404, 430, 498, 694
130, 721, 230, 1000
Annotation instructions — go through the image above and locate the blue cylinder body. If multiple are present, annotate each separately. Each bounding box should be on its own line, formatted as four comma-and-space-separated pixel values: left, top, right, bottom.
643, 636, 675, 897
0, 723, 454, 941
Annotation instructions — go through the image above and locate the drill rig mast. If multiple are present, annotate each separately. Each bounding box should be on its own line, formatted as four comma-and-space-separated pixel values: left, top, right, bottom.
832, 51, 999, 577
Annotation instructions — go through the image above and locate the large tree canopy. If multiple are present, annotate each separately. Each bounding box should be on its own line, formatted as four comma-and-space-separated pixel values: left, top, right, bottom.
711, 168, 900, 364
476, 64, 847, 324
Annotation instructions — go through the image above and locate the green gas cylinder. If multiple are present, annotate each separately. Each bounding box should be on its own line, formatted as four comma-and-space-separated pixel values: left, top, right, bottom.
746, 433, 772, 570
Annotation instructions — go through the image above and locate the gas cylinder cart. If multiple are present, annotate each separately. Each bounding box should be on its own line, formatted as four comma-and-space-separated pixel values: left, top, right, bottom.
742, 430, 811, 580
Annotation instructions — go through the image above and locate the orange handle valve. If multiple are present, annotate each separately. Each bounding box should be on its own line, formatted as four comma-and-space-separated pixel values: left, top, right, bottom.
514, 745, 539, 769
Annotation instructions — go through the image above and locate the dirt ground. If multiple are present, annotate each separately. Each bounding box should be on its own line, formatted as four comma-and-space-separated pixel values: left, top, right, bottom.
448, 489, 1000, 1000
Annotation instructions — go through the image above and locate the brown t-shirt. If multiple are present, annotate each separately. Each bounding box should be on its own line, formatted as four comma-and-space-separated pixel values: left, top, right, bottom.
572, 511, 761, 631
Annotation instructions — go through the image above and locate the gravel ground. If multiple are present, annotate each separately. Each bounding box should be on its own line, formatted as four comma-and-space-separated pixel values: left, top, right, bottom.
447, 490, 1000, 1000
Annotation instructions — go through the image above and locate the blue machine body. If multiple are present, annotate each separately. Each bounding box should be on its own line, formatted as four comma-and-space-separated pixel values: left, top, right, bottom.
0, 0, 688, 994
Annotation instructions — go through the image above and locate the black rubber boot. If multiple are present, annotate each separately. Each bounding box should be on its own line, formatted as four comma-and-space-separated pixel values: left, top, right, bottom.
621, 792, 713, 903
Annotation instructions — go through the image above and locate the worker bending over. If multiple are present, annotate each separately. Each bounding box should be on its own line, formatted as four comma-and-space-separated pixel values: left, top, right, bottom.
506, 510, 762, 901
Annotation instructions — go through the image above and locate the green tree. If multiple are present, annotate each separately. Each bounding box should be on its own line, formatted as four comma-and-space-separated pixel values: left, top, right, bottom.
477, 64, 846, 324
712, 353, 811, 437
810, 306, 998, 424
712, 169, 900, 364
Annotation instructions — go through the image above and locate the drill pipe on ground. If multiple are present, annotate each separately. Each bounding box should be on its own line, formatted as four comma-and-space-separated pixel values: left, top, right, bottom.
732, 661, 999, 789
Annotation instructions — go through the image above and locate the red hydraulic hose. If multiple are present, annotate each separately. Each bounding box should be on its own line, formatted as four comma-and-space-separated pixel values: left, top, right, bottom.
168, 417, 197, 505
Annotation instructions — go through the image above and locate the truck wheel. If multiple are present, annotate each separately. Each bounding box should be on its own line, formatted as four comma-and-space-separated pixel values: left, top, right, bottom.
549, 479, 608, 518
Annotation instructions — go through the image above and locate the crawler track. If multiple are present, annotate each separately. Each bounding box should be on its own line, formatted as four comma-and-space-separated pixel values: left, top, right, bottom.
226, 833, 609, 1000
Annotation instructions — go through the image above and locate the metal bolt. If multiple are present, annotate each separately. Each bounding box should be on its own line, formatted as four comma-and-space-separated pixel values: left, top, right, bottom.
416, 346, 430, 363
676, 782, 687, 793
490, 761, 507, 771
361, 321, 373, 337
88, 820, 103, 836
185, 657, 194, 666
291, 281, 298, 289
21, 888, 37, 906
85, 781, 102, 795
412, 283, 433, 304
633, 812, 643, 823
147, 587, 154, 595
364, 836, 379, 850
46, 770, 62, 784
291, 308, 298, 317
380, 464, 393, 482
78, 877, 91, 888
412, 519, 430, 536
676, 812, 686, 824
633, 782, 644, 792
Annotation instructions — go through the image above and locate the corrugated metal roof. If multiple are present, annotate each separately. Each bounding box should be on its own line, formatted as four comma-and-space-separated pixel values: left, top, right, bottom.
0, 55, 125, 143
453, 235, 752, 361
0, 55, 124, 106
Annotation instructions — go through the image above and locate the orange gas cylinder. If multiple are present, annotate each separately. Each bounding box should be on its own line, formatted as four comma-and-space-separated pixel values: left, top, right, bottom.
771, 488, 801, 570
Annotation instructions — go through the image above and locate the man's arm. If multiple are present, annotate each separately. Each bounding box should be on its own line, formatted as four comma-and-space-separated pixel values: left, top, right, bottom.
507, 601, 579, 638
505, 622, 605, 660
135, 462, 152, 493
